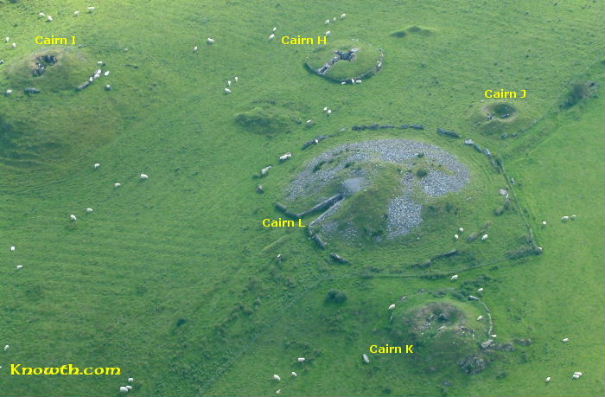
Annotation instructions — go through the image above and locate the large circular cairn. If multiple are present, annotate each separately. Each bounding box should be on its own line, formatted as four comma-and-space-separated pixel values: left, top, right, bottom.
305, 39, 383, 83
284, 139, 469, 243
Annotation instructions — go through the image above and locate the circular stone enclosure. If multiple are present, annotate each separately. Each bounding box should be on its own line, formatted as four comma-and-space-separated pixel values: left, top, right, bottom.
305, 39, 383, 83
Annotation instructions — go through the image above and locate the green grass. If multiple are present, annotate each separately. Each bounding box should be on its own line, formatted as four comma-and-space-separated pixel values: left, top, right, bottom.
0, 0, 603, 396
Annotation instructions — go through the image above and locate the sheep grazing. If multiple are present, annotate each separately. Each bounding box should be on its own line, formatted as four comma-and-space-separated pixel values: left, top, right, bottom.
70, 214, 77, 222
490, 334, 497, 338
94, 163, 101, 169
193, 46, 198, 52
268, 33, 275, 40
10, 246, 16, 252
542, 221, 547, 225
86, 208, 94, 213
105, 84, 112, 91
207, 37, 215, 44
477, 287, 484, 292
572, 371, 583, 379
454, 234, 459, 240
11, 43, 17, 48
87, 6, 96, 12
476, 315, 483, 321
326, 109, 332, 115
260, 165, 272, 176
5, 89, 13, 96
362, 353, 370, 364
224, 88, 232, 94
38, 12, 46, 17
234, 76, 239, 82
325, 19, 330, 24
297, 357, 305, 363
272, 27, 277, 32
332, 17, 337, 21
119, 386, 128, 393
275, 390, 281, 395
3, 344, 9, 351
140, 173, 149, 180
562, 337, 569, 343
114, 182, 121, 188
74, 10, 80, 16
16, 265, 23, 270
256, 184, 264, 193
227, 80, 232, 87
481, 233, 489, 241
325, 30, 331, 36
388, 303, 396, 310
279, 152, 292, 162
127, 378, 134, 383
561, 216, 569, 222
570, 214, 576, 220
47, 15, 53, 22
272, 374, 281, 381
458, 227, 464, 233
340, 13, 347, 18
450, 274, 459, 281
104, 70, 110, 76
291, 371, 297, 377
545, 376, 551, 382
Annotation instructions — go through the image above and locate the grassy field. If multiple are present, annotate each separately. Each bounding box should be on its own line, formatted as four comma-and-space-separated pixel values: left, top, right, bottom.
0, 0, 603, 396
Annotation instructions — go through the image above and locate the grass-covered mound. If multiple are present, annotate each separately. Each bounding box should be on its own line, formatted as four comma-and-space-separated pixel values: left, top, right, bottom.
305, 39, 383, 83
5, 48, 90, 92
390, 25, 435, 38
235, 101, 303, 134
390, 301, 489, 374
470, 101, 535, 137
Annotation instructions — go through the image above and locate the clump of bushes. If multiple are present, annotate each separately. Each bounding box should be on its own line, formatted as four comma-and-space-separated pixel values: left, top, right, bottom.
235, 104, 301, 134
325, 289, 348, 303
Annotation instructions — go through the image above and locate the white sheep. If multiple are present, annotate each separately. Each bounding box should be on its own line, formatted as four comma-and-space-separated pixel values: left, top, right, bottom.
224, 88, 232, 94
325, 31, 331, 36
70, 214, 77, 222
545, 376, 551, 382
272, 27, 277, 32
10, 246, 15, 252
125, 386, 132, 391
47, 15, 53, 22
562, 337, 569, 343
260, 166, 272, 176
275, 390, 281, 395
362, 353, 370, 364
477, 287, 484, 292
279, 152, 292, 162
104, 71, 110, 76
207, 37, 215, 44
450, 274, 459, 281
5, 89, 13, 96
476, 315, 483, 321
140, 173, 149, 180
4, 37, 9, 43
127, 377, 134, 383
542, 221, 547, 225
355, 79, 362, 83
388, 303, 396, 310
11, 42, 17, 48
454, 234, 459, 240
491, 334, 497, 338
481, 233, 489, 241
86, 208, 94, 213
572, 371, 582, 379
3, 344, 9, 351
119, 386, 128, 392
234, 76, 239, 82
570, 214, 576, 220
297, 357, 305, 363
87, 7, 96, 12
273, 374, 281, 381
291, 371, 297, 377
458, 227, 464, 233
268, 33, 275, 40
74, 10, 80, 16
38, 12, 46, 17
193, 46, 198, 52
340, 13, 347, 19
227, 80, 231, 87
94, 163, 101, 169
16, 265, 23, 270
326, 109, 332, 115
114, 182, 121, 188
325, 19, 330, 24
561, 216, 569, 222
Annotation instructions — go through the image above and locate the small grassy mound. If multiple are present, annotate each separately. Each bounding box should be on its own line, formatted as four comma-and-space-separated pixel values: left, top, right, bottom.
235, 102, 302, 134
391, 25, 434, 38
305, 39, 383, 83
470, 101, 534, 137
560, 81, 598, 109
5, 48, 90, 92
390, 301, 488, 374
